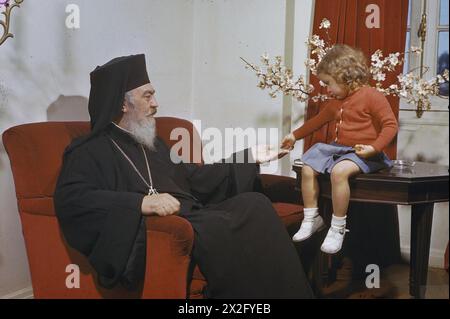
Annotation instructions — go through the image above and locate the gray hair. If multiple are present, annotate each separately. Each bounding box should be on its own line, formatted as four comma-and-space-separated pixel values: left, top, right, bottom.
124, 91, 135, 107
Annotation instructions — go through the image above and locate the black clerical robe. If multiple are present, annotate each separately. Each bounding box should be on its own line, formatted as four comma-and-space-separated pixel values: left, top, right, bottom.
54, 124, 314, 298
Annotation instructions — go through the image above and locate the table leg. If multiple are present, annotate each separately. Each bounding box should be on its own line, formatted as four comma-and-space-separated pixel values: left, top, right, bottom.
310, 244, 329, 297
319, 197, 335, 285
410, 203, 434, 299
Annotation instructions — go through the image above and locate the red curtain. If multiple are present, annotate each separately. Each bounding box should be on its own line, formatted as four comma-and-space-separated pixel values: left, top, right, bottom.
304, 0, 410, 160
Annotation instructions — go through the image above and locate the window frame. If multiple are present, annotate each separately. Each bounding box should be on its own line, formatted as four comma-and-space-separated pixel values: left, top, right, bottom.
402, 0, 449, 111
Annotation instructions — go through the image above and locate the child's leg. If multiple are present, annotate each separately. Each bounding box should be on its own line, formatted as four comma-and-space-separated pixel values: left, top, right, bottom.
293, 165, 325, 242
301, 165, 320, 208
321, 160, 361, 254
330, 160, 361, 216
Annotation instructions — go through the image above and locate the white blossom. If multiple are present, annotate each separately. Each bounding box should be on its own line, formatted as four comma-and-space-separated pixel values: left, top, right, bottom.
410, 46, 423, 55
305, 58, 316, 68
373, 73, 386, 82
371, 50, 383, 61
437, 75, 445, 84
308, 35, 325, 48
388, 53, 400, 66
319, 18, 331, 29
389, 84, 398, 89
373, 60, 384, 69
399, 90, 408, 98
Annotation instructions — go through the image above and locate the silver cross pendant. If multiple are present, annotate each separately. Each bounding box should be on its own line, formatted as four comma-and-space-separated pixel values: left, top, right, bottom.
148, 186, 158, 196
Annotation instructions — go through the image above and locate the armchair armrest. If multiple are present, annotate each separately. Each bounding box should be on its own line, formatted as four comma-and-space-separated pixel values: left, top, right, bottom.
141, 215, 194, 298
259, 174, 302, 205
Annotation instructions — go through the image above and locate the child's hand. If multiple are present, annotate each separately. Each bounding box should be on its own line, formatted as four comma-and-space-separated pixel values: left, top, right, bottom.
280, 133, 296, 150
354, 144, 377, 159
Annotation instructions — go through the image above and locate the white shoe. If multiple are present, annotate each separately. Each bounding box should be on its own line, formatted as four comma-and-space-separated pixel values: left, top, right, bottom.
292, 215, 325, 242
320, 226, 349, 254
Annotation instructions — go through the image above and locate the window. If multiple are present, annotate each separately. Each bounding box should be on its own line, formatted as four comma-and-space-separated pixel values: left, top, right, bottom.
437, 0, 449, 96
403, 1, 412, 74
403, 0, 449, 109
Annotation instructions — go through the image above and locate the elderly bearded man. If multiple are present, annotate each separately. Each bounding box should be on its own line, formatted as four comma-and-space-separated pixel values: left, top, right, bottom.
54, 54, 314, 299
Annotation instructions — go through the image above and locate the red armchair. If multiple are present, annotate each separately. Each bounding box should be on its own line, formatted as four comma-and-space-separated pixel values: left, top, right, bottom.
2, 117, 304, 298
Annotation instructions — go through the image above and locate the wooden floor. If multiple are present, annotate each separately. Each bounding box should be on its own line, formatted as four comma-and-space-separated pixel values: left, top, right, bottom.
318, 258, 449, 299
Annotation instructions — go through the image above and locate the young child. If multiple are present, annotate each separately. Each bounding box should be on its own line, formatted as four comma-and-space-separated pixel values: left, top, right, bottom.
281, 44, 398, 254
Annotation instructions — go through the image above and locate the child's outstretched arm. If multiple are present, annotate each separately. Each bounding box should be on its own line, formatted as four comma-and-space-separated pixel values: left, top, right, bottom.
280, 101, 337, 150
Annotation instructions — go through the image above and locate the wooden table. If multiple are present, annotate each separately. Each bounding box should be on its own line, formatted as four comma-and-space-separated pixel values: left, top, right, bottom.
292, 161, 449, 299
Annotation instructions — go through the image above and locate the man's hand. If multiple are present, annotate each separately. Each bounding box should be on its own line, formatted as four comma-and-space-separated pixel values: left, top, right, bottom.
354, 144, 377, 159
251, 144, 290, 164
141, 193, 180, 216
280, 133, 296, 150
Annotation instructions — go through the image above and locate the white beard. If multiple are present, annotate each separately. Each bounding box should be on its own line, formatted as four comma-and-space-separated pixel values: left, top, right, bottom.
128, 117, 157, 150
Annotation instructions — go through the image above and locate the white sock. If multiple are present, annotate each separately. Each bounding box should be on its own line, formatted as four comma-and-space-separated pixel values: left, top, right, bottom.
303, 208, 319, 221
331, 214, 346, 230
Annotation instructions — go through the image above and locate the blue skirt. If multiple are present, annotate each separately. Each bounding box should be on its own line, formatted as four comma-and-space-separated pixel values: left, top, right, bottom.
301, 142, 393, 174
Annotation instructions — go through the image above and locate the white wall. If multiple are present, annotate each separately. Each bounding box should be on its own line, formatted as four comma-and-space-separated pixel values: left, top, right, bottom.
191, 0, 314, 174
192, 0, 285, 129
191, 0, 286, 171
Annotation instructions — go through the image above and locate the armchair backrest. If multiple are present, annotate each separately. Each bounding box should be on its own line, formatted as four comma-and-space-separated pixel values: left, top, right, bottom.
2, 117, 200, 213
3, 122, 90, 200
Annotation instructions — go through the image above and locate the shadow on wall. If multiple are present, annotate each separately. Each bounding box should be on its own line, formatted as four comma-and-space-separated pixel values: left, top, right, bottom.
397, 131, 444, 164
1, 95, 89, 170
46, 95, 89, 122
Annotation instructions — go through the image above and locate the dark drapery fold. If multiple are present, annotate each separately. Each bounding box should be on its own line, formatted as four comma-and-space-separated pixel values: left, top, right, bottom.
304, 0, 409, 272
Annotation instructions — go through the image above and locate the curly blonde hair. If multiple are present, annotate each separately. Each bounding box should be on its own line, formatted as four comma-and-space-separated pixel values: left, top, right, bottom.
317, 44, 370, 91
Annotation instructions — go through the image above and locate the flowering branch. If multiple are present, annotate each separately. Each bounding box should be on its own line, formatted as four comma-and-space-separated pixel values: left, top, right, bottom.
242, 18, 449, 114
0, 0, 24, 47
240, 56, 313, 101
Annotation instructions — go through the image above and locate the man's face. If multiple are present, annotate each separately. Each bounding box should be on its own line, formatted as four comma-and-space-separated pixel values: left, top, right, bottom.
317, 73, 349, 99
124, 83, 159, 122
121, 82, 158, 149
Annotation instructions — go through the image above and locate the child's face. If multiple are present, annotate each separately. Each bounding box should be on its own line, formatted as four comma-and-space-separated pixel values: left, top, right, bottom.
317, 73, 349, 99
